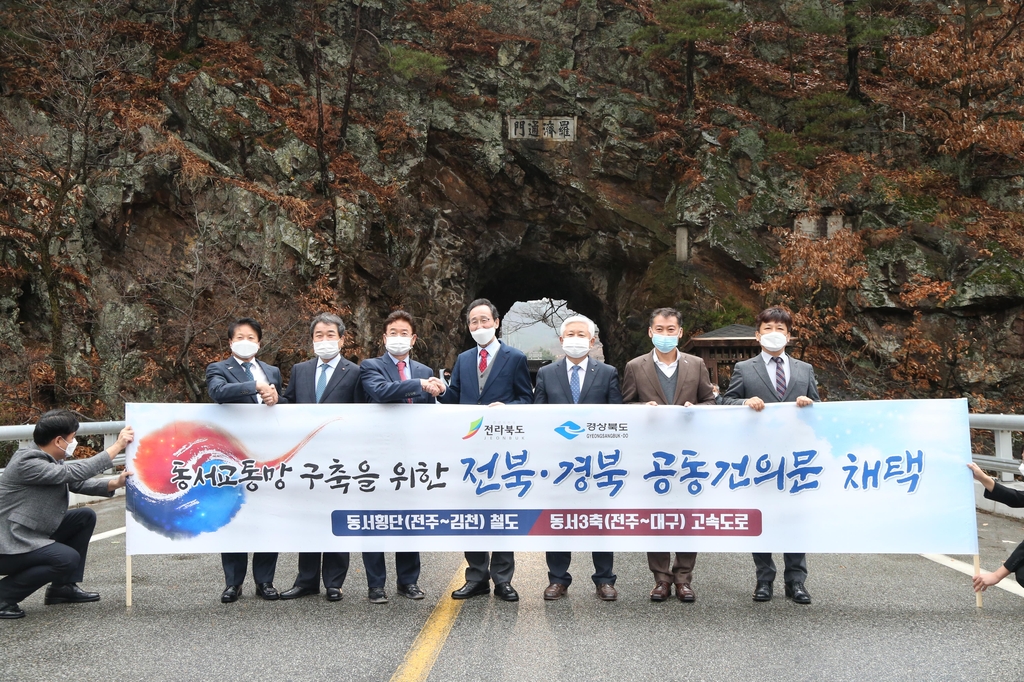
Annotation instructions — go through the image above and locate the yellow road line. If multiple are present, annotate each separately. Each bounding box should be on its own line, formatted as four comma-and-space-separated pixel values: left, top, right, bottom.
389, 562, 468, 682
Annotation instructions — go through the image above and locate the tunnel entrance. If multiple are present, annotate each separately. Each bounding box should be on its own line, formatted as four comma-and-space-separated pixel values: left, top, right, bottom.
471, 256, 623, 375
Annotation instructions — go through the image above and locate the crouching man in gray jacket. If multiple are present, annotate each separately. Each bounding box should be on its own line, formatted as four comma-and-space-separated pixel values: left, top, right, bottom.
0, 409, 134, 619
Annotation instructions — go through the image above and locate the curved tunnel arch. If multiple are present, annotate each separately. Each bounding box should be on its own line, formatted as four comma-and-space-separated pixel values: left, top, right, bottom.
469, 256, 624, 370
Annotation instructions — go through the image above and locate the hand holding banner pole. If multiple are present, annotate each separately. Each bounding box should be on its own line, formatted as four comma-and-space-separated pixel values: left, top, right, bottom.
974, 554, 982, 608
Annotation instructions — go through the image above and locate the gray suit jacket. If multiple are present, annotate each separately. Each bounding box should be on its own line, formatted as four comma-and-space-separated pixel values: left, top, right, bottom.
721, 354, 821, 404
534, 358, 623, 405
0, 446, 113, 554
620, 350, 716, 406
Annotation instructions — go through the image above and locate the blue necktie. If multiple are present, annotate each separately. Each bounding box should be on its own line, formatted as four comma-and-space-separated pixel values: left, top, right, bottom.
240, 362, 254, 382
570, 365, 581, 404
315, 363, 329, 403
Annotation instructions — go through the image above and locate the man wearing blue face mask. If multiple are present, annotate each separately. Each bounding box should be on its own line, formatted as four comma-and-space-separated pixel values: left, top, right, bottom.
721, 306, 820, 605
622, 307, 716, 604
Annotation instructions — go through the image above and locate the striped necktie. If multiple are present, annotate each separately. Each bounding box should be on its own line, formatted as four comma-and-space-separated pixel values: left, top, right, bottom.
772, 356, 786, 400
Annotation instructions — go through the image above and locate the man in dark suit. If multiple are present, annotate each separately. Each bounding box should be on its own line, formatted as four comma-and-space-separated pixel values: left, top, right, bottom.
621, 307, 716, 604
438, 298, 534, 602
278, 312, 363, 603
721, 306, 820, 605
0, 410, 133, 619
205, 316, 284, 604
534, 314, 622, 602
360, 310, 444, 604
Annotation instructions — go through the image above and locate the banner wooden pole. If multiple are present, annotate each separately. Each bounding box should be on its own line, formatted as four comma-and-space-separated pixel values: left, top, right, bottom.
126, 554, 132, 609
974, 554, 982, 608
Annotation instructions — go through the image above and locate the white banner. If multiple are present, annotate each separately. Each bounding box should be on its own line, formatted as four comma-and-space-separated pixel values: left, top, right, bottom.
124, 399, 978, 555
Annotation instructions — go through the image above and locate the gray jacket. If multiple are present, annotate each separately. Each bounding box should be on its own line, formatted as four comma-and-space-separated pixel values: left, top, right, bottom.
0, 445, 114, 555
721, 354, 821, 405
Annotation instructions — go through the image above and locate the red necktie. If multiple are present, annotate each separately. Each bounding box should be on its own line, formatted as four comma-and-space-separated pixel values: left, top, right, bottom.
397, 359, 413, 403
479, 349, 488, 373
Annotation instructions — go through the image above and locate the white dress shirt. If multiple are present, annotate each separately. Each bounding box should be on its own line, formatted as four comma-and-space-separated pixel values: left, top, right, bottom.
566, 356, 589, 393
315, 353, 342, 391
477, 337, 501, 371
389, 352, 413, 377
652, 349, 679, 378
234, 356, 268, 403
760, 350, 790, 387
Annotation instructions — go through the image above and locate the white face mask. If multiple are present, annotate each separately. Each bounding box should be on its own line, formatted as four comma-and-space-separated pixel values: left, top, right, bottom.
470, 326, 496, 346
231, 340, 260, 359
313, 340, 340, 361
561, 338, 591, 359
385, 337, 413, 356
759, 331, 788, 353
60, 437, 78, 459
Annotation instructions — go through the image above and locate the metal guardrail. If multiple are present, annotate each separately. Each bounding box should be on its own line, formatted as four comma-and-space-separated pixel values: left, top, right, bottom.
0, 421, 126, 475
969, 414, 1024, 480
0, 414, 1018, 480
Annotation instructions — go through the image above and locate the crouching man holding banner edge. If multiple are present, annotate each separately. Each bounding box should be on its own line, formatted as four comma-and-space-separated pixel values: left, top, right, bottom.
0, 410, 133, 619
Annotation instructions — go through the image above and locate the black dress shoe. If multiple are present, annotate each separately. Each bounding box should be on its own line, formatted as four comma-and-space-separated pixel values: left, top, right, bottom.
221, 585, 242, 603
785, 581, 812, 604
280, 585, 319, 600
753, 580, 773, 602
397, 583, 425, 600
368, 587, 389, 604
494, 582, 519, 602
255, 583, 280, 600
326, 587, 343, 602
451, 580, 490, 599
44, 583, 100, 605
0, 602, 25, 619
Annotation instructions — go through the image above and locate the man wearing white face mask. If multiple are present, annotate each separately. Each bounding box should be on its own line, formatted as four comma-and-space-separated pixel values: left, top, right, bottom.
622, 307, 716, 604
438, 298, 533, 602
359, 310, 443, 603
722, 306, 820, 605
206, 317, 286, 603
534, 314, 622, 602
279, 312, 363, 603
0, 410, 133, 619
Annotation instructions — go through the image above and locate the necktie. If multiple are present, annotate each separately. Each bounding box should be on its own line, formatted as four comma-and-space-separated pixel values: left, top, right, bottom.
479, 349, 488, 373
241, 362, 254, 381
315, 363, 329, 403
397, 360, 413, 403
570, 364, 581, 404
772, 356, 786, 400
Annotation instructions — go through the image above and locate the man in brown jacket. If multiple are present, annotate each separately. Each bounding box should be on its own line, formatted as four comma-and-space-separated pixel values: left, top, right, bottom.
621, 307, 716, 604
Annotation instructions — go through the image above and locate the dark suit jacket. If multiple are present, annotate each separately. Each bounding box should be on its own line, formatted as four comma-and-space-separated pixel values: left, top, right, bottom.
360, 354, 436, 404
984, 482, 1024, 572
534, 357, 622, 405
720, 354, 821, 405
206, 357, 286, 404
620, 351, 716, 406
283, 357, 363, 405
438, 342, 533, 405
0, 446, 114, 554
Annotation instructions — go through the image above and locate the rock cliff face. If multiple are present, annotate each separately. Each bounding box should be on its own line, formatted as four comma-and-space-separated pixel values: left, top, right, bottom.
1, 0, 1023, 420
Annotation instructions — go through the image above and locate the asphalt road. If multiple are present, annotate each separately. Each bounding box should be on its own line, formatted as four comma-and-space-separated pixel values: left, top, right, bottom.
2, 497, 1021, 681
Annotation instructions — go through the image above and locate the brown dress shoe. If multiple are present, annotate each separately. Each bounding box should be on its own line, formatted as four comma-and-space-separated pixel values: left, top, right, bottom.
543, 583, 568, 600
675, 583, 695, 602
649, 581, 671, 601
595, 584, 618, 601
